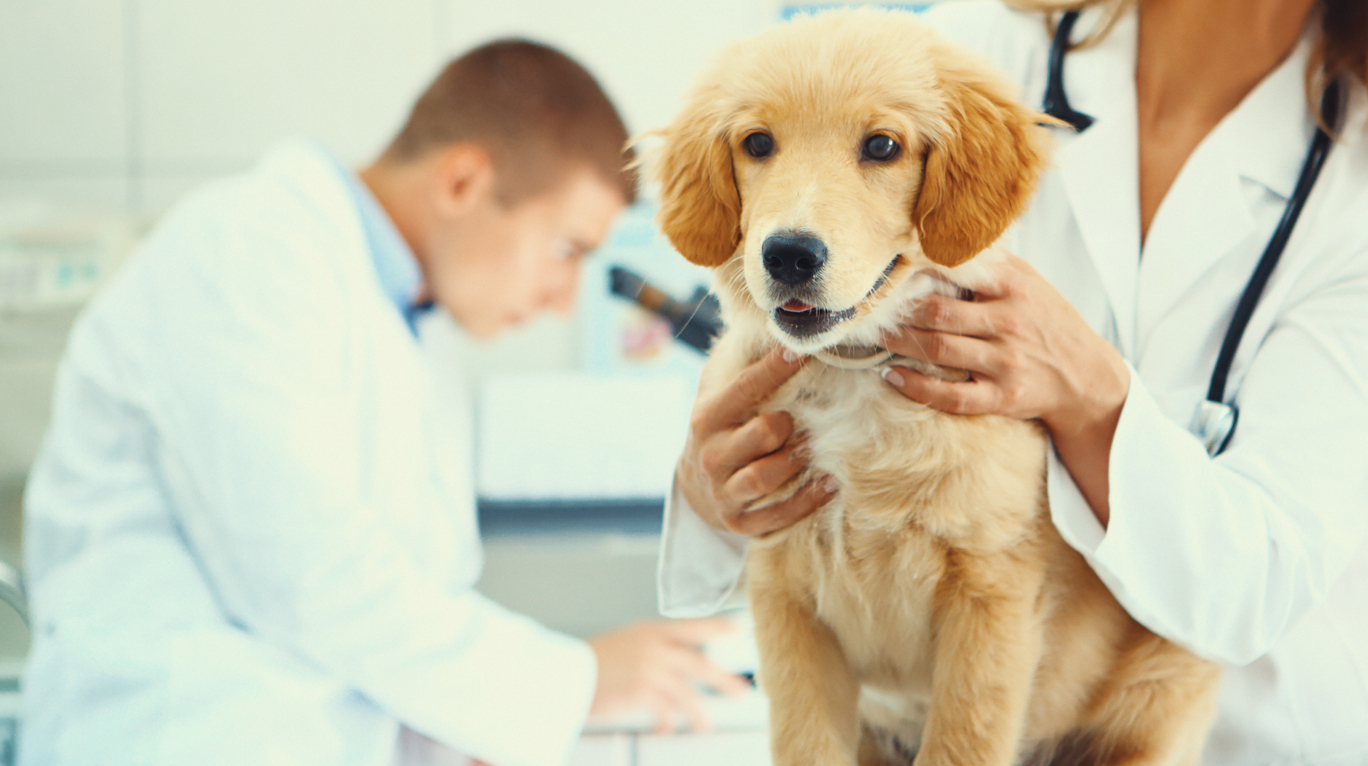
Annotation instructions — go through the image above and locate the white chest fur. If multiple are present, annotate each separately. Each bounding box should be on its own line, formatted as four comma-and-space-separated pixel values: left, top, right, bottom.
712, 334, 1049, 734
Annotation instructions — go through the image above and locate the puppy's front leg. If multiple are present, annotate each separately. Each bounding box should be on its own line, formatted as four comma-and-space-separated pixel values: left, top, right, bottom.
750, 548, 861, 766
914, 551, 1045, 766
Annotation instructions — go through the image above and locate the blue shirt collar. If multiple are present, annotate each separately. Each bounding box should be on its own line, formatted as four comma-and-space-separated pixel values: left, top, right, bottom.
326, 152, 436, 336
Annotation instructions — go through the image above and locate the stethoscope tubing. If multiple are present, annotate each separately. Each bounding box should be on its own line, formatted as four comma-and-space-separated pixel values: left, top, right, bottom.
1206, 84, 1341, 406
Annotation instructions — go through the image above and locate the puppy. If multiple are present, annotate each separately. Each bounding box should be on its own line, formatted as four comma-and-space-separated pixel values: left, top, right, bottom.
647, 10, 1221, 766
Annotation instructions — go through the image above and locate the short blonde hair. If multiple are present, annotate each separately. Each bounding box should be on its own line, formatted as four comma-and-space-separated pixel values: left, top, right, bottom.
1003, 0, 1367, 132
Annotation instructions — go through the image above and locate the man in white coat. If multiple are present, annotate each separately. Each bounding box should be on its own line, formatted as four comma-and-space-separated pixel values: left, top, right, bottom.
22, 40, 744, 766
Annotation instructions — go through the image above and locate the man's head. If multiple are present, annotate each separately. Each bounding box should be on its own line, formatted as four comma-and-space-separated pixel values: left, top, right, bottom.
363, 40, 635, 338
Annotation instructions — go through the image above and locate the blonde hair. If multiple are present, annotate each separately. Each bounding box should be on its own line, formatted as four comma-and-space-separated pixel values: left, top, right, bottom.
1002, 0, 1368, 131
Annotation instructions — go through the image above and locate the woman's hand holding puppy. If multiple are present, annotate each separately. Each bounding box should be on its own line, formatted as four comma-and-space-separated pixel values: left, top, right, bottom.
675, 348, 837, 537
880, 254, 1130, 525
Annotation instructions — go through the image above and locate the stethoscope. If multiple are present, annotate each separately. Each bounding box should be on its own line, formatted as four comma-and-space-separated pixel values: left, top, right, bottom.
1043, 10, 1343, 457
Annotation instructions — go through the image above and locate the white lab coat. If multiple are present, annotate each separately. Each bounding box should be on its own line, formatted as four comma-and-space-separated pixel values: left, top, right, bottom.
659, 4, 1368, 763
21, 141, 596, 766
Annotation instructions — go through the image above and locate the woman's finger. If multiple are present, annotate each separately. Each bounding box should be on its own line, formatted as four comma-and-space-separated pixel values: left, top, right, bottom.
881, 365, 997, 416
901, 293, 1001, 339
694, 348, 805, 433
721, 433, 809, 503
716, 412, 797, 472
729, 475, 836, 537
882, 327, 995, 372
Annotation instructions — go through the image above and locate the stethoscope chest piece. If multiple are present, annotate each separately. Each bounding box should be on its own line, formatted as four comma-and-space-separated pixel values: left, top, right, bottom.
1196, 400, 1239, 457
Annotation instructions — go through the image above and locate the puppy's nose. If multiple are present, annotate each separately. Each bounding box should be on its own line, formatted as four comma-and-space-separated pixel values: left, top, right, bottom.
762, 233, 828, 285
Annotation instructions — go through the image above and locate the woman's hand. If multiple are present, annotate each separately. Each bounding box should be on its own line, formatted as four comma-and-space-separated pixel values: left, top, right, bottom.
878, 254, 1130, 523
675, 348, 836, 537
588, 618, 753, 734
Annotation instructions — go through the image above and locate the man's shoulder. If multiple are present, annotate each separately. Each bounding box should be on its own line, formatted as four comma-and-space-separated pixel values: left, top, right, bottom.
158, 141, 356, 258
83, 142, 370, 354
134, 142, 368, 298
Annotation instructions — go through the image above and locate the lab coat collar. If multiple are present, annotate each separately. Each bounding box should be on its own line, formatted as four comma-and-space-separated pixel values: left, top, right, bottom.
324, 151, 433, 335
1053, 10, 1317, 360
1224, 34, 1316, 201
1053, 7, 1142, 356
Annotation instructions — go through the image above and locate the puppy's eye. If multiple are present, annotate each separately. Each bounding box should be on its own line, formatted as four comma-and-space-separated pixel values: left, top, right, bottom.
862, 134, 900, 162
742, 132, 775, 159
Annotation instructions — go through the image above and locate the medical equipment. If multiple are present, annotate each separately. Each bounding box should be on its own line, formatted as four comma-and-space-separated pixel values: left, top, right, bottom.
1044, 10, 1343, 456
608, 266, 720, 353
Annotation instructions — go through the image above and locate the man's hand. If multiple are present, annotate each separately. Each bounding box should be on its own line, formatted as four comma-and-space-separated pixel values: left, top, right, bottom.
675, 348, 836, 537
588, 618, 752, 734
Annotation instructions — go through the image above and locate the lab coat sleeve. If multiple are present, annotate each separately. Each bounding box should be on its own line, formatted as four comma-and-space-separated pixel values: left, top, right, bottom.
1049, 253, 1368, 666
657, 478, 748, 618
147, 221, 594, 766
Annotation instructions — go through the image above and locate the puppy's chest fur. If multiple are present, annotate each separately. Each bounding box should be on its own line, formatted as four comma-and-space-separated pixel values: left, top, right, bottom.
714, 333, 1049, 703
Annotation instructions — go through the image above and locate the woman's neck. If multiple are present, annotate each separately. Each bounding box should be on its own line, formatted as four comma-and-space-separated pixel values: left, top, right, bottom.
1135, 0, 1318, 240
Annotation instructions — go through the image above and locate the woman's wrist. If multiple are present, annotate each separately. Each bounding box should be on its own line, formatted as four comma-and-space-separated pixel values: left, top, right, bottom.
1042, 346, 1130, 528
1045, 344, 1130, 440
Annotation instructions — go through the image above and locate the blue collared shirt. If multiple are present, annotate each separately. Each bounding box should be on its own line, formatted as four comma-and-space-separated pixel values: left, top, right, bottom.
327, 153, 435, 335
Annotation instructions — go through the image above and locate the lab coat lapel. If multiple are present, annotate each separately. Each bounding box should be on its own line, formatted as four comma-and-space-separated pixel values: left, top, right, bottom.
1053, 10, 1142, 356
1134, 37, 1313, 358
1134, 142, 1255, 357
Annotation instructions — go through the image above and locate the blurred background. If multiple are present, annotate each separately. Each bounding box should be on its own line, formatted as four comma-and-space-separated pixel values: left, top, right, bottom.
0, 2, 928, 762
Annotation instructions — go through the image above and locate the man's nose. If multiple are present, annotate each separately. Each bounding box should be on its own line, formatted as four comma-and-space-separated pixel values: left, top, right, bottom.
762, 232, 828, 285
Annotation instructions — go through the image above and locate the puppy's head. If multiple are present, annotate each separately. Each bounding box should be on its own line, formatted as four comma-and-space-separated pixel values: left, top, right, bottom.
647, 9, 1051, 353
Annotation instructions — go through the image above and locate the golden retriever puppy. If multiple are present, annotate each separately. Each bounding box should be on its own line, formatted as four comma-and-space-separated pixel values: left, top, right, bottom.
645, 9, 1221, 766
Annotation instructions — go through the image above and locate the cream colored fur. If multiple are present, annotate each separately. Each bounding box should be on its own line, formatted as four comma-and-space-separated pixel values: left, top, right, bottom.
647, 9, 1221, 766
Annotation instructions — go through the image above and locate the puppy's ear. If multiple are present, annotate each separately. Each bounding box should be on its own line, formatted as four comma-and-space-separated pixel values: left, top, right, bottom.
912, 71, 1052, 267
648, 96, 741, 267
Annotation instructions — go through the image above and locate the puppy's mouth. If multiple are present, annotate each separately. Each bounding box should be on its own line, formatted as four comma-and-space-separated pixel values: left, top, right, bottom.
772, 255, 901, 338
773, 301, 855, 337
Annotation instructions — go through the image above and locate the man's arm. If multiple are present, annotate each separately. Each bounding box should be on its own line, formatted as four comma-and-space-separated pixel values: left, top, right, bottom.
148, 228, 594, 766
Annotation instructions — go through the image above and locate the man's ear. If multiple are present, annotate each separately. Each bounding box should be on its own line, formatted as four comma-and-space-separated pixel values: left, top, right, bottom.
912, 68, 1052, 267
643, 94, 741, 267
433, 143, 496, 216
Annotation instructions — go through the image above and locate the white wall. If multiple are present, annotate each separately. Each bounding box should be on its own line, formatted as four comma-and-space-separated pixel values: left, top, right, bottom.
0, 0, 780, 214
443, 0, 778, 147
